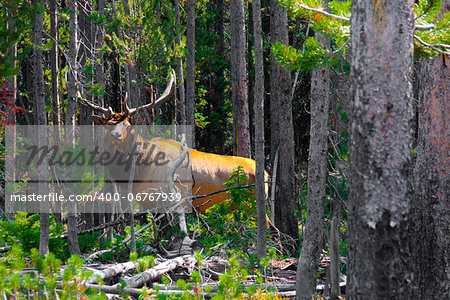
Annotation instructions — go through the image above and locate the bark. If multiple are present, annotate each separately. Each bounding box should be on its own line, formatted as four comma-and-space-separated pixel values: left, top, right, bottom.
33, 0, 49, 257
329, 204, 340, 300
252, 0, 266, 260
78, 2, 93, 125
78, 1, 95, 230
66, 0, 81, 256
49, 0, 61, 222
5, 16, 17, 220
270, 0, 297, 242
247, 6, 254, 150
413, 55, 450, 298
230, 0, 251, 158
296, 32, 330, 299
95, 0, 109, 239
186, 0, 195, 145
216, 0, 226, 153
175, 0, 186, 125
5, 16, 17, 127
95, 0, 105, 108
123, 1, 141, 109
111, 0, 133, 110
348, 1, 414, 298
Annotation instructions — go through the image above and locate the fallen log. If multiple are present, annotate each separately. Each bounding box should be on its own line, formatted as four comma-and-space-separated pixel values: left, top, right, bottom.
0, 246, 12, 253
113, 255, 196, 289
86, 260, 141, 284
57, 282, 142, 297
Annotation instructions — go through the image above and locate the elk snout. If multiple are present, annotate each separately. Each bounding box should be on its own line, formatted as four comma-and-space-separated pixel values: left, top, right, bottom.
110, 130, 123, 140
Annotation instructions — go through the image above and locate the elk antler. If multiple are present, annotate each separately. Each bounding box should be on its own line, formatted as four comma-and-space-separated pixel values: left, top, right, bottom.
81, 99, 114, 118
127, 70, 176, 116
123, 93, 132, 115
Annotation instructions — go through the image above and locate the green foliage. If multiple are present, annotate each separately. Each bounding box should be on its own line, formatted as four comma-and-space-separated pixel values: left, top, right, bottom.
0, 246, 107, 299
272, 37, 334, 72
277, 0, 350, 42
0, 212, 102, 261
414, 1, 450, 57
274, 0, 449, 72
198, 166, 259, 256
0, 1, 36, 84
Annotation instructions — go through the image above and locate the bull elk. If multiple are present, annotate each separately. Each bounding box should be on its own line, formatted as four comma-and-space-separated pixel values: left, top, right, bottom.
81, 72, 269, 240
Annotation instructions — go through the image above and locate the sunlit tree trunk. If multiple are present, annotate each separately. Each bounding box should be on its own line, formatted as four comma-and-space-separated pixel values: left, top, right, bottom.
175, 0, 186, 125
348, 0, 414, 298
252, 0, 266, 260
270, 0, 297, 243
67, 0, 81, 256
49, 0, 62, 223
230, 0, 251, 158
33, 0, 49, 257
186, 0, 196, 146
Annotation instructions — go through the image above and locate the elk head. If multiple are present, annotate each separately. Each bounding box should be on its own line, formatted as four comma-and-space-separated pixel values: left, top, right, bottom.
81, 71, 176, 150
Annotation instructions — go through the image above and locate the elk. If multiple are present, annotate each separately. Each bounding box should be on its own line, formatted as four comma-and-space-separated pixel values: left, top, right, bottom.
82, 72, 268, 243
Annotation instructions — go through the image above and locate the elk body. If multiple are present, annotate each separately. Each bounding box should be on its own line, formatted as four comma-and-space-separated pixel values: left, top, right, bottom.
82, 72, 269, 216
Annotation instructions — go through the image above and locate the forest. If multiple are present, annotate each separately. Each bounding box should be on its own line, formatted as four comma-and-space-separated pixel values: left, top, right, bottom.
0, 0, 449, 299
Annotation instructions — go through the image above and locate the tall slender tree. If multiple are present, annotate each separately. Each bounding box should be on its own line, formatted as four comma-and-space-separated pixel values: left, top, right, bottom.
296, 30, 330, 298
270, 0, 298, 242
186, 0, 196, 146
66, 0, 81, 256
49, 0, 60, 149
413, 40, 449, 299
95, 0, 105, 109
230, 0, 251, 158
4, 11, 17, 221
252, 0, 266, 260
348, 0, 414, 298
175, 0, 186, 125
33, 0, 49, 257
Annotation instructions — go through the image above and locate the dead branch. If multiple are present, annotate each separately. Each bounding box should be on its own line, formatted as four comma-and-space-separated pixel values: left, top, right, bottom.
112, 255, 196, 289
414, 35, 450, 55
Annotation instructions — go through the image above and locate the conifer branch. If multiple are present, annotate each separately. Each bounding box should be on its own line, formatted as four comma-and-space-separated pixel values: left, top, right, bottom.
414, 35, 450, 55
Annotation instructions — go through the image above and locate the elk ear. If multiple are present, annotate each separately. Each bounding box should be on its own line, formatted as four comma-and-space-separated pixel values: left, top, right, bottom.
92, 115, 107, 125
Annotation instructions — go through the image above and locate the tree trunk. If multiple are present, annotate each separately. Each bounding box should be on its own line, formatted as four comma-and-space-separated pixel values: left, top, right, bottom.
413, 54, 450, 299
216, 0, 226, 153
175, 0, 186, 125
296, 32, 330, 298
230, 0, 251, 158
33, 0, 49, 257
66, 0, 81, 256
5, 15, 17, 220
247, 5, 254, 152
348, 1, 414, 298
329, 206, 340, 300
95, 0, 110, 240
78, 0, 95, 231
186, 0, 196, 146
122, 1, 141, 109
49, 0, 62, 222
270, 0, 298, 243
95, 0, 105, 109
252, 0, 266, 260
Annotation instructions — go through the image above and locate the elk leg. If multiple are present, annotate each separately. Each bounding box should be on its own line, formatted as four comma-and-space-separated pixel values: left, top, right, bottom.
179, 213, 188, 235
